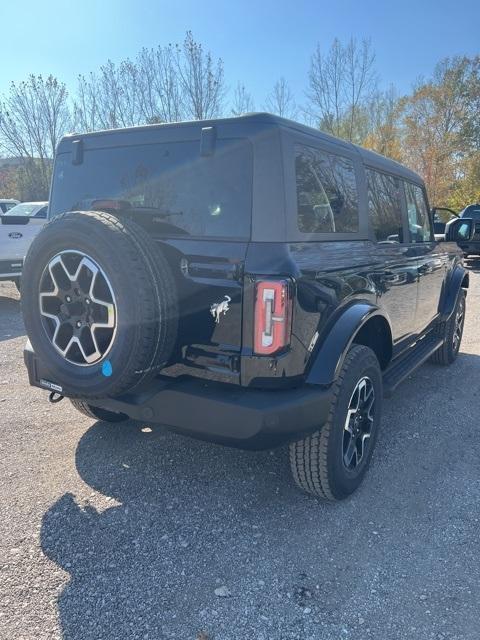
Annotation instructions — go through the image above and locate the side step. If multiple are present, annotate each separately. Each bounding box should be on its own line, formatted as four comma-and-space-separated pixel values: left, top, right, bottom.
383, 335, 443, 397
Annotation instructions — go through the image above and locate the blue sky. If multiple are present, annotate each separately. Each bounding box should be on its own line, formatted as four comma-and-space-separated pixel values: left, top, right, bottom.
1, 0, 479, 107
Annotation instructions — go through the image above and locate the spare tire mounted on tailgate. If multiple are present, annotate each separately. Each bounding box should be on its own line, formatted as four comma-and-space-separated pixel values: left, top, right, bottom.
22, 211, 177, 398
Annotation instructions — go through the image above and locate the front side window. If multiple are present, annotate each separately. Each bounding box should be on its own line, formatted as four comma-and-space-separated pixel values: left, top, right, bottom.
404, 182, 432, 242
295, 145, 359, 234
366, 169, 403, 243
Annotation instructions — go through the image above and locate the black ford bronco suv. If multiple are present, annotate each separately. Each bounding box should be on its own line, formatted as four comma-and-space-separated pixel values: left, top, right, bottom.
21, 114, 474, 501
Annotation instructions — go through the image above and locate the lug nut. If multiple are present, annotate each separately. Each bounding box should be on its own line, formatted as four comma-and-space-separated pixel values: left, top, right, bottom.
85, 298, 91, 305
66, 295, 72, 303
76, 321, 82, 328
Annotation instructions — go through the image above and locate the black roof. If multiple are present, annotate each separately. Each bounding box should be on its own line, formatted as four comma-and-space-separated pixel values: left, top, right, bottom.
60, 112, 422, 184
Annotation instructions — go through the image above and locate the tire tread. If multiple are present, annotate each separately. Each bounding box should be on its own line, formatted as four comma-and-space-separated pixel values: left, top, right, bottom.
289, 344, 377, 501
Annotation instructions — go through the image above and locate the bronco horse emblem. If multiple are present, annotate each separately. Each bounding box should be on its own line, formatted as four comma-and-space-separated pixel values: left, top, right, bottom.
210, 295, 231, 323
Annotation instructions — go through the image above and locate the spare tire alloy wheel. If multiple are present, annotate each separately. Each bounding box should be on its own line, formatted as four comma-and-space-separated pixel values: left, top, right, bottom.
22, 211, 177, 399
39, 251, 117, 366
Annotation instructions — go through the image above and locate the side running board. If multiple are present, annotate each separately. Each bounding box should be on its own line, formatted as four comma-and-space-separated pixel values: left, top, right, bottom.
383, 335, 443, 397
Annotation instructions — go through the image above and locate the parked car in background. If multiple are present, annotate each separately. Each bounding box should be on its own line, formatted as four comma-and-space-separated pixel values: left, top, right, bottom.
0, 201, 48, 289
432, 207, 459, 241
458, 203, 480, 257
19, 114, 474, 501
0, 199, 20, 214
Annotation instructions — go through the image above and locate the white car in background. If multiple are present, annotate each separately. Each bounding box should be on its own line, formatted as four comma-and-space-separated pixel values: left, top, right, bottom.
0, 199, 19, 214
0, 202, 48, 290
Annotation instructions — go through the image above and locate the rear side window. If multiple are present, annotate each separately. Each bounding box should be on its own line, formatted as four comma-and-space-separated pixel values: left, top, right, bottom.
50, 139, 253, 239
366, 169, 403, 243
295, 145, 359, 234
404, 181, 432, 242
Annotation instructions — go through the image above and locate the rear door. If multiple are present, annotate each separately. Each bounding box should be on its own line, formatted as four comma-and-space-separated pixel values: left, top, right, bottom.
364, 168, 418, 347
403, 181, 448, 333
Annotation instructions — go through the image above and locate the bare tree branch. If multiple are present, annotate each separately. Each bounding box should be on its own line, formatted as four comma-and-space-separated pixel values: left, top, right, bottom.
231, 83, 255, 116
0, 74, 71, 197
265, 77, 297, 119
307, 37, 377, 142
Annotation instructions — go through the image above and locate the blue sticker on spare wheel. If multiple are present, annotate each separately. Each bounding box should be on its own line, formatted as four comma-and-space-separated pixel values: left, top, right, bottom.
102, 360, 113, 377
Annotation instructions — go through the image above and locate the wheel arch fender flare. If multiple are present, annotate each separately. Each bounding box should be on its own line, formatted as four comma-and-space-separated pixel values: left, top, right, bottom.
440, 265, 469, 319
306, 302, 392, 387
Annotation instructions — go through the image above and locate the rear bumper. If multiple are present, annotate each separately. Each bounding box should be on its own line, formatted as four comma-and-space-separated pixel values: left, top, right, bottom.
24, 345, 332, 450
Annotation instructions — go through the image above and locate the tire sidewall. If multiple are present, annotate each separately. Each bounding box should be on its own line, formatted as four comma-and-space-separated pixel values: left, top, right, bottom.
446, 290, 465, 362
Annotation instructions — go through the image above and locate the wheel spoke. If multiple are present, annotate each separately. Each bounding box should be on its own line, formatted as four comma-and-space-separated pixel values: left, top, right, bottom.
344, 407, 357, 434
344, 437, 357, 467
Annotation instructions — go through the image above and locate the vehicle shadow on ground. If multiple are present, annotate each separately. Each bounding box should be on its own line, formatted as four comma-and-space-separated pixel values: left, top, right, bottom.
41, 421, 303, 639
40, 355, 480, 640
0, 294, 25, 341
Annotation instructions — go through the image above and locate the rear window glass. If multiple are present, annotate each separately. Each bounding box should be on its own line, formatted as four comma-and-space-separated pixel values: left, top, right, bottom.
366, 169, 404, 243
50, 139, 252, 239
295, 144, 359, 234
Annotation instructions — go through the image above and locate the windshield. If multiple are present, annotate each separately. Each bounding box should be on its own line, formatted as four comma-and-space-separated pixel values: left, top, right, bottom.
51, 139, 253, 239
4, 203, 46, 217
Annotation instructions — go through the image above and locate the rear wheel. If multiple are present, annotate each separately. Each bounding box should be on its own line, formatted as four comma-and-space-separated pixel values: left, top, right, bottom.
70, 398, 128, 423
430, 290, 466, 365
289, 345, 382, 501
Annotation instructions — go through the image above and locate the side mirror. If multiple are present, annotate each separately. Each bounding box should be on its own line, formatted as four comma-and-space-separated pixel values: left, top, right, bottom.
445, 218, 474, 242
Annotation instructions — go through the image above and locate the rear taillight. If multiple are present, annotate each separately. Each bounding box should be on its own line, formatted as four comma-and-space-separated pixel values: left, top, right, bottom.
254, 279, 292, 355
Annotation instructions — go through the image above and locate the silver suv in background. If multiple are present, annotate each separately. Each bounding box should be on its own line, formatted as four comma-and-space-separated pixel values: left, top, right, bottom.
0, 201, 48, 289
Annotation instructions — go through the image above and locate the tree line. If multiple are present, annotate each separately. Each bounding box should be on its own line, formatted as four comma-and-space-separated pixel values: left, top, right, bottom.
0, 31, 479, 211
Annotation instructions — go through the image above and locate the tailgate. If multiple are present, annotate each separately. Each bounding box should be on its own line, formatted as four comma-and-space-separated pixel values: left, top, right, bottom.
162, 238, 248, 384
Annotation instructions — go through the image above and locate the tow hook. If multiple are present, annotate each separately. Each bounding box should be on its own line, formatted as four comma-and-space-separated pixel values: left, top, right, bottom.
48, 391, 64, 404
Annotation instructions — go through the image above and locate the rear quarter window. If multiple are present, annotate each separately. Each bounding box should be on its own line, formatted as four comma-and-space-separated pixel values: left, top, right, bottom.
295, 144, 359, 234
50, 139, 253, 239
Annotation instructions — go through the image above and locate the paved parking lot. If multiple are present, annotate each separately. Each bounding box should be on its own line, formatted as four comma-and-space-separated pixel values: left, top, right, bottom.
1, 266, 480, 640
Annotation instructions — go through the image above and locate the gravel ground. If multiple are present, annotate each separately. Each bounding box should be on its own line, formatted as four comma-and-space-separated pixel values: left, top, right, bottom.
1, 267, 480, 640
